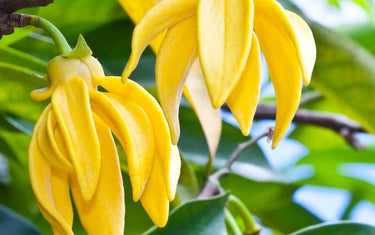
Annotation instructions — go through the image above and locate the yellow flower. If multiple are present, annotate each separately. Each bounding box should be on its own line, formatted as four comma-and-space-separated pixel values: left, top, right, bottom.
120, 0, 316, 149
29, 36, 180, 234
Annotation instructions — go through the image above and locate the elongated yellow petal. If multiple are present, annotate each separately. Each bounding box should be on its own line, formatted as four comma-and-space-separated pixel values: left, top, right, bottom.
50, 167, 73, 230
140, 156, 169, 227
156, 16, 198, 144
29, 106, 73, 235
167, 145, 181, 199
184, 60, 222, 158
71, 116, 125, 235
254, 0, 302, 148
96, 77, 178, 201
198, 0, 254, 108
117, 0, 166, 52
89, 90, 154, 201
227, 33, 261, 136
121, 0, 198, 81
286, 10, 316, 85
52, 76, 100, 201
36, 109, 74, 173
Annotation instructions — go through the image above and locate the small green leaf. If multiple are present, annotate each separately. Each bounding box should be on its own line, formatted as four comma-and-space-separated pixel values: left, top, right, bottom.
176, 153, 199, 202
144, 194, 229, 235
290, 221, 375, 235
0, 204, 41, 235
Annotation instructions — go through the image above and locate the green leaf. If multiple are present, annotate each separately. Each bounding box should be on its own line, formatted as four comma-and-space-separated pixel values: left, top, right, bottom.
309, 22, 375, 135
0, 46, 47, 75
0, 204, 41, 235
144, 194, 229, 235
221, 174, 322, 233
0, 62, 47, 121
290, 221, 375, 235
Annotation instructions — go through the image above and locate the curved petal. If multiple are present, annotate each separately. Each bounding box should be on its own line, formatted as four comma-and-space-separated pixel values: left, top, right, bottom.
36, 109, 74, 173
117, 0, 166, 52
183, 59, 222, 158
198, 0, 254, 108
96, 77, 177, 201
89, 90, 154, 201
71, 116, 125, 235
227, 33, 261, 136
254, 0, 303, 148
286, 10, 316, 85
156, 16, 198, 144
51, 77, 100, 201
121, 0, 198, 81
29, 106, 73, 235
140, 155, 169, 228
167, 145, 181, 200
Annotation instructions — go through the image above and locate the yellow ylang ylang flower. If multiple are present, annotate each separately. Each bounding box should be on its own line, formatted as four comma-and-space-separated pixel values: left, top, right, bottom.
120, 0, 316, 149
29, 36, 180, 234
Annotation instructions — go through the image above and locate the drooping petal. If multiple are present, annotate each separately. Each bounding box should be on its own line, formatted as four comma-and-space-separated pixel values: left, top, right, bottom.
89, 90, 154, 201
140, 155, 169, 228
29, 106, 73, 235
286, 10, 316, 85
167, 145, 181, 200
156, 16, 198, 144
71, 116, 125, 235
227, 33, 261, 136
254, 0, 303, 148
183, 59, 222, 158
198, 0, 254, 108
117, 0, 166, 52
96, 77, 177, 201
36, 109, 74, 173
121, 0, 198, 81
51, 76, 100, 201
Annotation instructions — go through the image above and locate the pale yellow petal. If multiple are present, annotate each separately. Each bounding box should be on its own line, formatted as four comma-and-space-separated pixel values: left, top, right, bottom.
140, 156, 169, 227
227, 33, 261, 136
71, 116, 125, 235
198, 0, 254, 108
254, 0, 303, 148
51, 77, 100, 201
89, 90, 154, 201
156, 16, 198, 144
28, 106, 73, 235
121, 0, 198, 81
117, 0, 166, 52
96, 77, 177, 201
36, 109, 74, 173
286, 10, 316, 85
167, 145, 181, 200
184, 59, 222, 158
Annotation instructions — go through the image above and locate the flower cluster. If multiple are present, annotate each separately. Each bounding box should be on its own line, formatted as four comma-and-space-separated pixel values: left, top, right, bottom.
29, 37, 180, 234
120, 0, 316, 149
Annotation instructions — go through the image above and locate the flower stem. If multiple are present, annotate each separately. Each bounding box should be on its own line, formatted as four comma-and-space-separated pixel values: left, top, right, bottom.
225, 209, 242, 235
28, 15, 71, 54
228, 195, 261, 235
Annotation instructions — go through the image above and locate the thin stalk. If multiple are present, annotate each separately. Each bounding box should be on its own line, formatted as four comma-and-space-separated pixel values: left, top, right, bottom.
228, 195, 261, 235
28, 15, 71, 54
225, 209, 242, 235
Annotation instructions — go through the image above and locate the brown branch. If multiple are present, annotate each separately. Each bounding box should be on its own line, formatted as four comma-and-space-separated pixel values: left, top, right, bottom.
0, 0, 53, 38
224, 104, 367, 150
0, 0, 53, 13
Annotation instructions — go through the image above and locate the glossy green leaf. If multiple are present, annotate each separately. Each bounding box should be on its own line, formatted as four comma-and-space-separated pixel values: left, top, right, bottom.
0, 204, 41, 235
290, 221, 375, 235
144, 194, 229, 235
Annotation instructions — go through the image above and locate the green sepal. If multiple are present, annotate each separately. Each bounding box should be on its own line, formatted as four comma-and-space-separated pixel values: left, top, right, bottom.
63, 34, 92, 59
